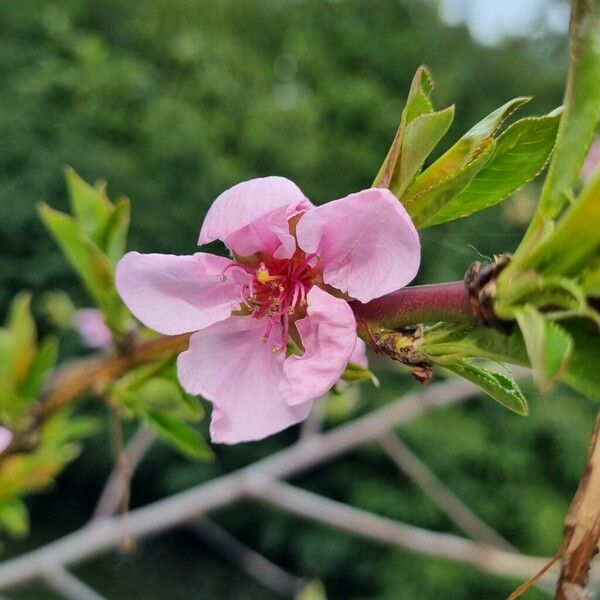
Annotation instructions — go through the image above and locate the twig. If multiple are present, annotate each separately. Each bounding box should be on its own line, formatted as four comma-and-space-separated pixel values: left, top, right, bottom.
42, 567, 107, 600
91, 426, 156, 520
244, 476, 558, 583
556, 408, 600, 599
0, 378, 496, 588
378, 433, 515, 551
189, 518, 303, 597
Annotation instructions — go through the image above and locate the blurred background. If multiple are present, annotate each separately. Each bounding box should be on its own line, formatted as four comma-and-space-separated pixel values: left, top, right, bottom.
1, 0, 597, 598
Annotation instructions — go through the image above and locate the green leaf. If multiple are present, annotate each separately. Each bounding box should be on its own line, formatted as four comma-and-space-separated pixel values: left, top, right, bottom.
144, 411, 212, 460
340, 362, 379, 386
445, 361, 528, 415
405, 96, 530, 198
65, 166, 112, 244
404, 147, 494, 228
102, 196, 131, 264
391, 106, 455, 198
532, 0, 600, 226
38, 203, 123, 325
421, 109, 561, 228
0, 498, 29, 538
135, 377, 202, 420
374, 66, 444, 189
562, 319, 600, 401
5, 292, 36, 384
19, 336, 58, 401
515, 306, 573, 393
524, 165, 600, 277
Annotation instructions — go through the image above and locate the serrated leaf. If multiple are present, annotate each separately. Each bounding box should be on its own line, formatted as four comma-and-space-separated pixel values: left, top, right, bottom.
0, 498, 29, 538
391, 106, 455, 198
445, 361, 528, 415
533, 0, 600, 226
373, 66, 439, 189
102, 196, 130, 264
421, 109, 561, 228
144, 411, 212, 460
19, 336, 58, 401
404, 146, 494, 228
38, 203, 124, 327
406, 96, 530, 198
65, 167, 112, 244
515, 306, 573, 393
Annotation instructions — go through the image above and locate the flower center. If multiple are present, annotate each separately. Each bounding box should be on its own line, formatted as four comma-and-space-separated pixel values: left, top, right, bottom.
221, 251, 319, 351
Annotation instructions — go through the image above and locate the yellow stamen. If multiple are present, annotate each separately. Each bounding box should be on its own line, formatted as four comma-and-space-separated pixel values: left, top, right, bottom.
256, 264, 272, 284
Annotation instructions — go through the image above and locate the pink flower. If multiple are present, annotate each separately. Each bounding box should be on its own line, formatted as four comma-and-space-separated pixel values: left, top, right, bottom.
116, 177, 419, 443
73, 309, 112, 349
0, 427, 12, 454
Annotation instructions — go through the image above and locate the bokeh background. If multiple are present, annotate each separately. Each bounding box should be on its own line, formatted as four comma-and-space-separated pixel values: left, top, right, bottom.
1, 0, 597, 598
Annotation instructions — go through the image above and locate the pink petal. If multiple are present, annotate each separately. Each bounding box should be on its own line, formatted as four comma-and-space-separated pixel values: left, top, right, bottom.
281, 287, 357, 406
0, 427, 12, 454
198, 176, 313, 259
349, 338, 369, 369
73, 309, 112, 349
296, 188, 420, 303
116, 252, 250, 335
177, 316, 313, 444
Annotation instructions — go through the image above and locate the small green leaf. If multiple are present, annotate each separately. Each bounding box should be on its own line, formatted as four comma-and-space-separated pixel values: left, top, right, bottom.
6, 293, 36, 384
373, 66, 443, 189
38, 203, 123, 326
19, 336, 58, 401
102, 196, 131, 264
144, 411, 212, 460
445, 361, 528, 415
391, 105, 455, 198
65, 167, 112, 244
0, 498, 29, 538
515, 306, 573, 393
135, 378, 202, 420
340, 362, 379, 386
406, 96, 530, 198
421, 109, 561, 228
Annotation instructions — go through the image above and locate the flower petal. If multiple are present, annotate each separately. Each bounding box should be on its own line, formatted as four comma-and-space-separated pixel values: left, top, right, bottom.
177, 316, 313, 444
296, 188, 420, 302
198, 176, 312, 259
281, 287, 357, 406
349, 338, 369, 369
73, 309, 112, 349
116, 252, 250, 335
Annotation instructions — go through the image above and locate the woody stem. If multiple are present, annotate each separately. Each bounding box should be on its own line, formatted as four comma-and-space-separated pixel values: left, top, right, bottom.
351, 281, 474, 330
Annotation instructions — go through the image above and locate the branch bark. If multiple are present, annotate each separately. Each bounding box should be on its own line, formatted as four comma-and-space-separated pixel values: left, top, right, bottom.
556, 408, 600, 599
0, 378, 500, 589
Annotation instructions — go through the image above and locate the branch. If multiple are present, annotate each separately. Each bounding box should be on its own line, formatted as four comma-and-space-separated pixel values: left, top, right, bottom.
556, 408, 600, 599
91, 426, 156, 521
189, 518, 303, 596
0, 378, 488, 589
42, 566, 107, 600
378, 433, 515, 551
244, 476, 562, 583
351, 281, 474, 330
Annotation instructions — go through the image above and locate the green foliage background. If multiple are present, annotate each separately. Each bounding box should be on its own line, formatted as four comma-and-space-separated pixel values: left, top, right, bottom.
1, 1, 596, 598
